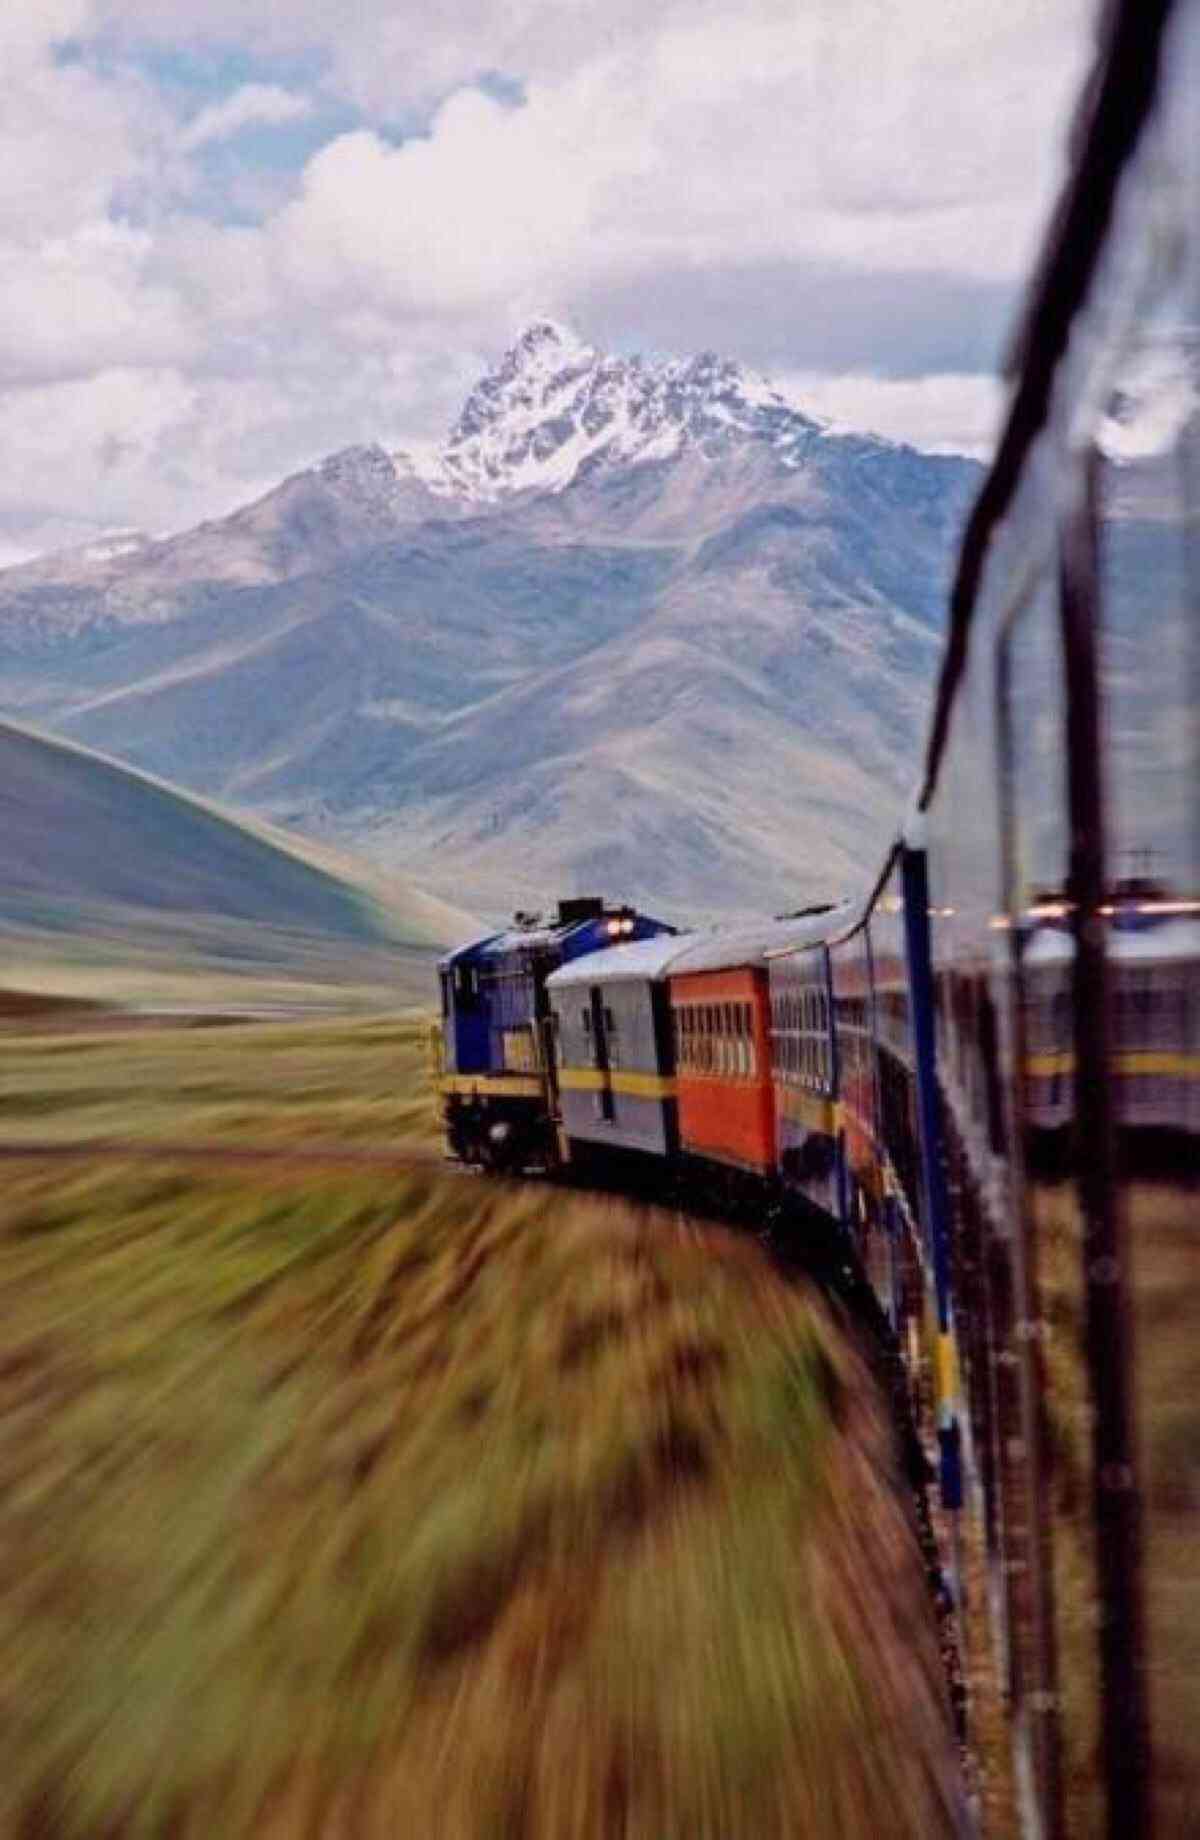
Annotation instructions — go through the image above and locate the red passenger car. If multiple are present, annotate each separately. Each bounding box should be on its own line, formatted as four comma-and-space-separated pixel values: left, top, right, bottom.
667, 920, 833, 1175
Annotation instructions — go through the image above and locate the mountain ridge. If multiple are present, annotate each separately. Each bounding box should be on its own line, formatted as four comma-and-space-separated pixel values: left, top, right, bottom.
0, 324, 982, 918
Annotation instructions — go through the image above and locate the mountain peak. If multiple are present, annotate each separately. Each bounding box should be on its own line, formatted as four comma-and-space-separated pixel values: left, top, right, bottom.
513, 317, 593, 364
425, 324, 824, 501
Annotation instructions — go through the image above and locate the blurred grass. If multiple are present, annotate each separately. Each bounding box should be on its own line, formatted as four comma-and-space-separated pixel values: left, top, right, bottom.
0, 1015, 962, 1836
0, 1012, 440, 1149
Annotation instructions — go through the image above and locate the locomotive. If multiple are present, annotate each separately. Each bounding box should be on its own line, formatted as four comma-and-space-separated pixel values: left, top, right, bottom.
437, 897, 675, 1170
434, 2, 1197, 1834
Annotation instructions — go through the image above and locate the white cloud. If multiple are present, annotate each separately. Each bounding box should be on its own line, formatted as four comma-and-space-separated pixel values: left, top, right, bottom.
0, 0, 1100, 554
179, 83, 313, 152
0, 223, 194, 386
0, 17, 154, 246
779, 370, 1007, 458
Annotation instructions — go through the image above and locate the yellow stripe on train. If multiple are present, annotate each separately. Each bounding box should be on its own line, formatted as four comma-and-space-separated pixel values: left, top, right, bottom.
558, 1068, 677, 1100
936, 1332, 959, 1411
1025, 1051, 1200, 1078
776, 1085, 837, 1131
440, 1073, 545, 1100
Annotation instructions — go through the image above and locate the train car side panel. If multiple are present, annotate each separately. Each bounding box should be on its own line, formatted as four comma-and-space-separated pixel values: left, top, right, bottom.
671, 966, 775, 1173
770, 945, 840, 1218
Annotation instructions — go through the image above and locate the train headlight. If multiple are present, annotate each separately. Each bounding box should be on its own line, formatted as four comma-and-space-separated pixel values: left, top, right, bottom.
606, 919, 622, 937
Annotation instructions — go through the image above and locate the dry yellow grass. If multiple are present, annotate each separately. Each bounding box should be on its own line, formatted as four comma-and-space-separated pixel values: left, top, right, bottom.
0, 1014, 964, 1837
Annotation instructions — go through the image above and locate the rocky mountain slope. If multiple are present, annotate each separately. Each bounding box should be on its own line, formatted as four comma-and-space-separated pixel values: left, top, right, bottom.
0, 325, 981, 918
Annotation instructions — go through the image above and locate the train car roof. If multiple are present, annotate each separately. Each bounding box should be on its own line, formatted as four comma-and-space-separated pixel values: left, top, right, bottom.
546, 934, 697, 989
670, 910, 850, 976
1023, 912, 1200, 969
437, 930, 503, 971
1109, 916, 1200, 961
440, 908, 674, 970
548, 909, 862, 991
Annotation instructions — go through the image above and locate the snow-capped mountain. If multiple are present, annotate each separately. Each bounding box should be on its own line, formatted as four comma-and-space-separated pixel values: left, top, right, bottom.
395, 319, 825, 501
0, 323, 988, 915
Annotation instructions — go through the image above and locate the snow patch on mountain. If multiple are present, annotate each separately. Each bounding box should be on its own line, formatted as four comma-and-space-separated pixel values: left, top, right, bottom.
80, 529, 155, 562
390, 319, 830, 502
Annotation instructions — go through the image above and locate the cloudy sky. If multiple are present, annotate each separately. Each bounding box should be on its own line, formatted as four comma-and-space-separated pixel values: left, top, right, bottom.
2, 0, 1097, 562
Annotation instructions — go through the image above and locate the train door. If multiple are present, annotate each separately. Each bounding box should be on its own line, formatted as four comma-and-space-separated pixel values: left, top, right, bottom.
588, 985, 614, 1122
537, 1014, 560, 1110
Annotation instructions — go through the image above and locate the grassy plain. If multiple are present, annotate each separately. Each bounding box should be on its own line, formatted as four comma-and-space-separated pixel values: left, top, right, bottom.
0, 1011, 439, 1150
0, 1011, 962, 1838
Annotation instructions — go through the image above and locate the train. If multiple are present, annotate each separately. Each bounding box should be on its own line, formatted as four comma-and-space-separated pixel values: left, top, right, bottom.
434, 2, 1196, 1835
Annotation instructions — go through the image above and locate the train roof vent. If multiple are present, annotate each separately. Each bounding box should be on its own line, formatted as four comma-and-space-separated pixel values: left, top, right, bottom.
556, 896, 605, 925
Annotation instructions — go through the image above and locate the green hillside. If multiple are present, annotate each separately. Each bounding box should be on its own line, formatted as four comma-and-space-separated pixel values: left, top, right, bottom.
0, 720, 475, 1008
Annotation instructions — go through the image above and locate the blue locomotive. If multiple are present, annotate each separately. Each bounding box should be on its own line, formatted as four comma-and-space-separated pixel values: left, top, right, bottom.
437, 896, 674, 1170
